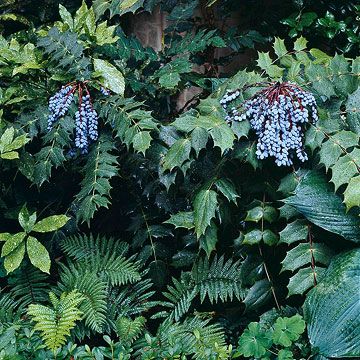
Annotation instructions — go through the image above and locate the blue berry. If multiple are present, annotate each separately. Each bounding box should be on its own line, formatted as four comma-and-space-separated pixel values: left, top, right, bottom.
221, 82, 318, 166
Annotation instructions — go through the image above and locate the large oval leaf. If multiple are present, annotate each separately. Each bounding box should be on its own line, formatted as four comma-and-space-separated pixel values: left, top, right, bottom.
284, 170, 360, 242
303, 248, 360, 358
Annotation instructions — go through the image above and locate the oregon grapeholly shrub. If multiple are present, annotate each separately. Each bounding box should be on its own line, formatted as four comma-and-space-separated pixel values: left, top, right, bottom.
47, 82, 110, 153
221, 82, 318, 166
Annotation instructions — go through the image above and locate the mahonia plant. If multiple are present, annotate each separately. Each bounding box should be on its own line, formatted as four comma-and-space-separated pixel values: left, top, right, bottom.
47, 81, 110, 154
221, 82, 318, 166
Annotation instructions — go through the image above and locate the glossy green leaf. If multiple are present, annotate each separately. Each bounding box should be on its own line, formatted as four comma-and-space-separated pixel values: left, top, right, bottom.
343, 176, 360, 210
284, 170, 360, 242
281, 243, 333, 273
193, 189, 217, 237
287, 267, 326, 297
163, 139, 191, 171
303, 249, 360, 358
132, 131, 152, 155
279, 220, 308, 245
164, 212, 194, 229
214, 179, 238, 203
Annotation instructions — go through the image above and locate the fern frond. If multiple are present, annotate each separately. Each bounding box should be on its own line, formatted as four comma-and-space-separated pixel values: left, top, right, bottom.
74, 135, 119, 224
0, 292, 20, 323
135, 316, 225, 359
8, 265, 50, 310
160, 256, 245, 320
96, 251, 141, 286
108, 278, 156, 320
61, 233, 129, 260
115, 316, 146, 344
162, 275, 197, 321
192, 255, 245, 304
58, 262, 108, 333
28, 290, 84, 352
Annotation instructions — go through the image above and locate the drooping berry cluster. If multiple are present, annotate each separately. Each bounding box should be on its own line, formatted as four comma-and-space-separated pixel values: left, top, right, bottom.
47, 82, 110, 154
47, 85, 75, 130
221, 82, 318, 166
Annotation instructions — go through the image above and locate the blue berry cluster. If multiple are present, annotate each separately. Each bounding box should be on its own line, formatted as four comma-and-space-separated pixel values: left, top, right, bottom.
47, 85, 74, 130
221, 82, 318, 166
75, 95, 99, 154
47, 83, 103, 154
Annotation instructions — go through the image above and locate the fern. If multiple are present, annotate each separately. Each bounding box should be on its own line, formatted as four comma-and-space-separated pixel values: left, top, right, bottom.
135, 316, 225, 359
8, 265, 50, 310
57, 262, 108, 333
0, 292, 20, 323
61, 233, 129, 260
37, 27, 90, 75
161, 256, 245, 321
108, 277, 157, 320
61, 234, 141, 285
193, 255, 244, 303
57, 234, 151, 334
27, 290, 84, 352
115, 316, 146, 344
74, 135, 119, 224
279, 219, 334, 296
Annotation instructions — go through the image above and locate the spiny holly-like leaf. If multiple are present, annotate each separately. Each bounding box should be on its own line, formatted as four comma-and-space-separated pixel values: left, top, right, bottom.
279, 220, 308, 245
193, 189, 218, 237
199, 221, 217, 257
287, 267, 326, 297
319, 131, 359, 170
257, 52, 283, 78
163, 139, 191, 172
214, 179, 238, 203
132, 131, 152, 155
281, 243, 333, 273
294, 36, 308, 51
273, 37, 287, 58
346, 85, 360, 134
343, 176, 360, 210
330, 148, 360, 191
164, 212, 194, 229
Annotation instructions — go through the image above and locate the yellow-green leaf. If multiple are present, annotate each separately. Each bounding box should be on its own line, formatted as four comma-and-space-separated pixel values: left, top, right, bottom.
1, 232, 26, 257
32, 215, 70, 233
27, 236, 51, 273
4, 241, 25, 273
93, 58, 125, 96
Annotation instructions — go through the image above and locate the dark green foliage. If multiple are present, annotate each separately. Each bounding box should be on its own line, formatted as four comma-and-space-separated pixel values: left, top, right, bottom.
0, 0, 359, 358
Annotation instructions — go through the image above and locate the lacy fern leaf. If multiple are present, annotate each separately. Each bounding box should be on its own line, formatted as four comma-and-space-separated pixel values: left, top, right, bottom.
58, 262, 108, 333
27, 290, 84, 352
115, 316, 146, 344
